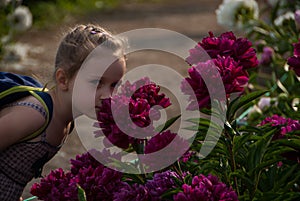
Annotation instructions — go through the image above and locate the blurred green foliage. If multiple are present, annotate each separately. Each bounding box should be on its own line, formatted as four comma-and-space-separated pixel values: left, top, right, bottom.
22, 0, 120, 28
22, 0, 166, 29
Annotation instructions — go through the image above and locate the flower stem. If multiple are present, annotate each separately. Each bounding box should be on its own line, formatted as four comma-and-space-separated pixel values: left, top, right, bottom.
224, 125, 240, 197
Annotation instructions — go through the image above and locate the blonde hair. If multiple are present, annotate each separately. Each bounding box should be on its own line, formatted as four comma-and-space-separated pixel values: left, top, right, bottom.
54, 24, 126, 79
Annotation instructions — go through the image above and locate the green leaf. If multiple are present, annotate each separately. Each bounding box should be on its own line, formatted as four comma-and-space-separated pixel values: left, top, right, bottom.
274, 139, 300, 150
106, 158, 140, 173
155, 114, 181, 133
232, 133, 252, 155
160, 188, 181, 199
77, 184, 87, 201
185, 117, 223, 133
122, 173, 145, 184
252, 158, 282, 172
247, 129, 275, 173
227, 90, 268, 120
229, 170, 254, 187
277, 164, 300, 191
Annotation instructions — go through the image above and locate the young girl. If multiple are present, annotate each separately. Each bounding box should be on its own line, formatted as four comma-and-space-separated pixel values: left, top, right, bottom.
0, 24, 127, 200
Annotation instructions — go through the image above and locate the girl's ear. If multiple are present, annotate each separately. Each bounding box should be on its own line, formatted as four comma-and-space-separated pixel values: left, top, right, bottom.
55, 68, 70, 91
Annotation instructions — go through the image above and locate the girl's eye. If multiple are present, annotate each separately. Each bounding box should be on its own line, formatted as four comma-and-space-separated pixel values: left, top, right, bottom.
90, 79, 102, 87
111, 81, 121, 88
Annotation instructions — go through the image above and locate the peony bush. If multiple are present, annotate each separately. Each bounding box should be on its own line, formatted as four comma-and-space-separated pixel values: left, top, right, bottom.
30, 0, 300, 200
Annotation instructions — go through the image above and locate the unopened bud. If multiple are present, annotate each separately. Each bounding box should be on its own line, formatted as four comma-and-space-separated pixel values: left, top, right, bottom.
295, 10, 300, 30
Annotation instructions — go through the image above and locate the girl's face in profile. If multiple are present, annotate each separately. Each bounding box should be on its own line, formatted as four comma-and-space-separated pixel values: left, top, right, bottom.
72, 56, 126, 119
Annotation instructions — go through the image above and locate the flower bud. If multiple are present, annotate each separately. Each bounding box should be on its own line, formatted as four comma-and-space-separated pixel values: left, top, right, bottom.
295, 10, 300, 30
260, 46, 274, 65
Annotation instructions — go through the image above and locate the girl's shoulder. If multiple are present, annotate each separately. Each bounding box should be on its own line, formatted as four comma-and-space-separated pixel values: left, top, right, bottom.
0, 95, 49, 150
0, 71, 53, 125
0, 72, 53, 146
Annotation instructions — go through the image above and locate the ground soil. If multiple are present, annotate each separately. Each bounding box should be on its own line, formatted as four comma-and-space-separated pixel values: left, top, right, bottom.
10, 0, 227, 198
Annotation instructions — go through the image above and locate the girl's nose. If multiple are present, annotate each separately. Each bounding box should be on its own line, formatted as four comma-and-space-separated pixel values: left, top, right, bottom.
99, 86, 112, 99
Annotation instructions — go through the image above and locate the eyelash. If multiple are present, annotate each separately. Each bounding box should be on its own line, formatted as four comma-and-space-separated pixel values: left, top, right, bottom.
90, 80, 102, 88
90, 80, 120, 88
111, 82, 120, 88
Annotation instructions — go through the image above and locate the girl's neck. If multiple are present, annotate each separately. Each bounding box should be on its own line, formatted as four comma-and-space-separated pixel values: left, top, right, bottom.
48, 89, 73, 126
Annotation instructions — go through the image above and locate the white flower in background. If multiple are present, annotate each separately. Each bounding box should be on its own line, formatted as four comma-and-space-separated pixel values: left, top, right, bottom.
7, 6, 32, 32
274, 11, 294, 26
216, 0, 259, 30
258, 97, 271, 109
248, 97, 277, 117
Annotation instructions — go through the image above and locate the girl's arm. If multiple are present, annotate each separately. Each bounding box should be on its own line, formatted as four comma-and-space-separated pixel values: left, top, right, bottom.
0, 105, 46, 151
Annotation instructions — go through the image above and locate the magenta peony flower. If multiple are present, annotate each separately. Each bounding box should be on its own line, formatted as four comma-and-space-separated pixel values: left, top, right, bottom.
145, 170, 180, 200
96, 77, 171, 149
145, 130, 177, 154
74, 164, 126, 201
181, 61, 211, 110
287, 39, 300, 76
179, 151, 197, 163
258, 114, 300, 138
113, 183, 151, 201
70, 151, 103, 175
113, 170, 180, 201
142, 130, 190, 170
95, 97, 136, 149
181, 57, 249, 110
173, 174, 238, 201
31, 152, 127, 201
214, 56, 249, 95
186, 31, 258, 69
144, 130, 189, 155
258, 114, 300, 162
30, 168, 78, 201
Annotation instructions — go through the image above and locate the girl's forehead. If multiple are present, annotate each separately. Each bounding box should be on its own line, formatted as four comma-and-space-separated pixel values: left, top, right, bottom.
83, 57, 126, 79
